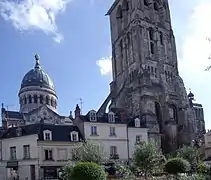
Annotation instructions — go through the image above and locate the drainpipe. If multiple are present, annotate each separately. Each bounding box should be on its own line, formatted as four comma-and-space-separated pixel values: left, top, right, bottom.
126, 125, 130, 164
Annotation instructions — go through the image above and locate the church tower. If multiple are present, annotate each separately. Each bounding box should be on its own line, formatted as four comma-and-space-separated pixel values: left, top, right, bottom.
100, 0, 197, 153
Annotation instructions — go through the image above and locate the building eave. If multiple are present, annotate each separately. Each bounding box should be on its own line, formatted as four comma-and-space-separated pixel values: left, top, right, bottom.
106, 0, 120, 16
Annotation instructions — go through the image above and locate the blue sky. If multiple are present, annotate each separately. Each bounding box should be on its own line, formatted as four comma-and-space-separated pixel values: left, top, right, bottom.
0, 0, 211, 128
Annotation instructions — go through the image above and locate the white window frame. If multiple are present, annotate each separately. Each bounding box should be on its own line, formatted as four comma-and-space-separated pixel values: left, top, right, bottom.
89, 110, 97, 121
43, 130, 52, 140
108, 112, 115, 123
23, 145, 30, 159
135, 118, 141, 128
70, 131, 79, 142
110, 146, 117, 155
44, 149, 53, 160
91, 125, 97, 135
110, 127, 116, 136
10, 146, 16, 160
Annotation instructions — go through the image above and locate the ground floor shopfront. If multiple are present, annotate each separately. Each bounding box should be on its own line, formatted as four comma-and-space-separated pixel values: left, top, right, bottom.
0, 160, 68, 180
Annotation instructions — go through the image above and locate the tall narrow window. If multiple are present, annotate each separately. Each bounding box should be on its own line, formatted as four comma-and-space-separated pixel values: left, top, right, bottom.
110, 146, 117, 155
45, 133, 51, 140
46, 96, 50, 105
10, 147, 16, 160
91, 126, 97, 136
34, 95, 38, 103
110, 127, 116, 136
160, 32, 164, 45
148, 28, 155, 55
90, 111, 97, 121
116, 5, 123, 35
44, 149, 53, 160
150, 42, 155, 54
24, 96, 27, 104
23, 145, 30, 159
40, 95, 43, 104
28, 95, 32, 104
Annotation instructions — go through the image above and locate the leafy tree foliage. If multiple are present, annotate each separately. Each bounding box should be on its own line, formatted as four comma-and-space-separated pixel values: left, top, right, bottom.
177, 145, 200, 164
58, 164, 74, 180
71, 162, 106, 180
133, 142, 165, 179
165, 158, 190, 175
197, 162, 210, 175
72, 141, 107, 164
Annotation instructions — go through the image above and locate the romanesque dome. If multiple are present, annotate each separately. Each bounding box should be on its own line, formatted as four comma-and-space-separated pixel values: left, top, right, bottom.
20, 54, 55, 90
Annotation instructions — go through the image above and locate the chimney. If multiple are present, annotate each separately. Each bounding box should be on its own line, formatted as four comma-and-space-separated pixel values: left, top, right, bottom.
74, 104, 81, 118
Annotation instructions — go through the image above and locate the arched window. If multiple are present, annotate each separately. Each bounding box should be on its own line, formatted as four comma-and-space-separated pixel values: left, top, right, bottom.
40, 95, 43, 104
51, 98, 54, 107
46, 96, 50, 105
28, 95, 32, 104
160, 31, 164, 45
24, 96, 27, 104
34, 95, 38, 103
148, 28, 154, 41
169, 105, 177, 122
54, 100, 57, 108
148, 28, 155, 55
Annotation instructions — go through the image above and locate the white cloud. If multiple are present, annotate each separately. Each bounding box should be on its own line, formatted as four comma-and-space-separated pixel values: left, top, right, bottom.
0, 0, 71, 43
179, 1, 211, 80
96, 56, 112, 76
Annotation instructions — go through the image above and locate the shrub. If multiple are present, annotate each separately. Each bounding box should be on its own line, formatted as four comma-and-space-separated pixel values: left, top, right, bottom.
165, 158, 190, 175
71, 162, 106, 180
197, 162, 210, 175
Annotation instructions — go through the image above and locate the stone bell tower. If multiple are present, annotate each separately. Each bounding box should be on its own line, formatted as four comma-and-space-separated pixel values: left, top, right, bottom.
98, 0, 197, 153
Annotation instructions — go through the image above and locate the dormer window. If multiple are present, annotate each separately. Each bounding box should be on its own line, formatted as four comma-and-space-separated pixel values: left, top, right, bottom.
43, 130, 52, 140
89, 110, 97, 121
135, 118, 141, 128
108, 112, 115, 123
70, 131, 79, 142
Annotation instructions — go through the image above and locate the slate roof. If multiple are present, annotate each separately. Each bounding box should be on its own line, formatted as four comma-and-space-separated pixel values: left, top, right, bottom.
2, 108, 23, 120
0, 123, 84, 142
80, 110, 147, 128
80, 112, 125, 124
4, 110, 23, 119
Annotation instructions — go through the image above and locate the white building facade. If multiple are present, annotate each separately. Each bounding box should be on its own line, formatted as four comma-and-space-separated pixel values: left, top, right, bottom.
74, 107, 148, 161
0, 124, 82, 180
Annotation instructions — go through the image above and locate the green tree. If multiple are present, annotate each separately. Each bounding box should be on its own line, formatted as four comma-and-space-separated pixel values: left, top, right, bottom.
132, 142, 165, 180
165, 158, 190, 180
72, 141, 107, 164
58, 164, 74, 180
177, 145, 200, 165
197, 162, 210, 175
71, 162, 106, 180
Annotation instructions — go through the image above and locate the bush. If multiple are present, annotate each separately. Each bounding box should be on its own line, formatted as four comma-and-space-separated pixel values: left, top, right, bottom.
71, 162, 106, 180
165, 158, 190, 175
197, 162, 210, 175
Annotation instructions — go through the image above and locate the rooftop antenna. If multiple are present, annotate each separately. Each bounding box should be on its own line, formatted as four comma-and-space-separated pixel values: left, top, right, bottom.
79, 98, 84, 114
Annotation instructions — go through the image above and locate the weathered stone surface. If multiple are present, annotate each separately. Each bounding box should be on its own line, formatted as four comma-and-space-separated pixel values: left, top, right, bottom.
99, 0, 206, 153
